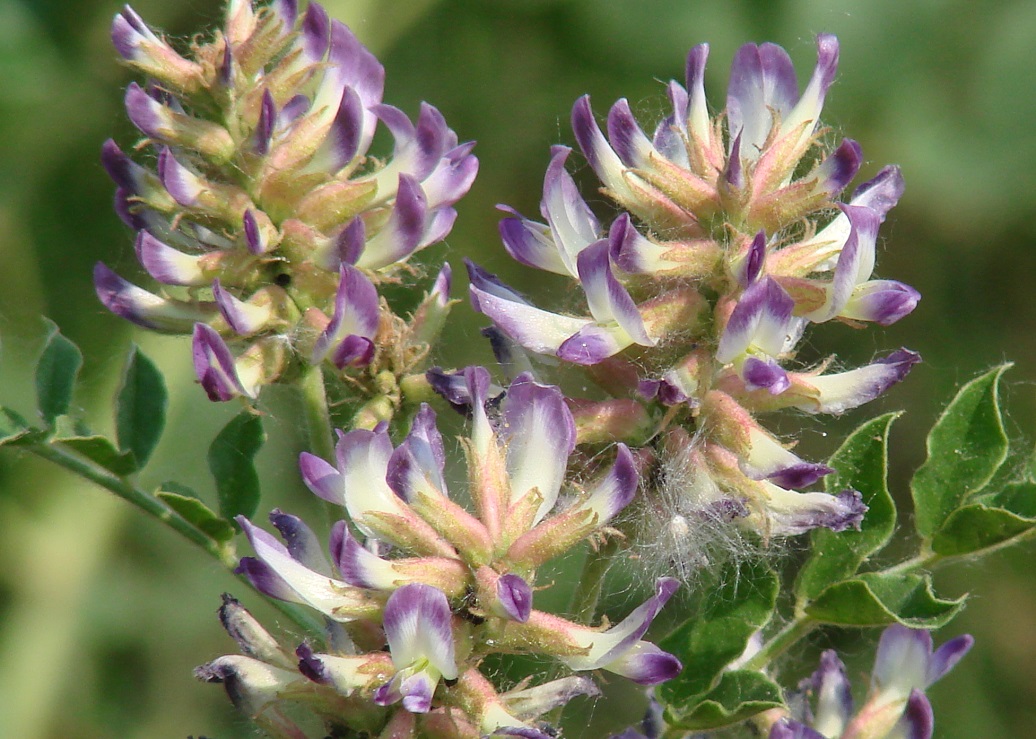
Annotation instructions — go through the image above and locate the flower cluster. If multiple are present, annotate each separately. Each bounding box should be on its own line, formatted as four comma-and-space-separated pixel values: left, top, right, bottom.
771, 624, 973, 739
469, 36, 919, 541
98, 0, 476, 402
198, 369, 681, 737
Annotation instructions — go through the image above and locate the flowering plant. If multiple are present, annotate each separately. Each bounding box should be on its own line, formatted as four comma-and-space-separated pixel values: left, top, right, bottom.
0, 2, 1033, 738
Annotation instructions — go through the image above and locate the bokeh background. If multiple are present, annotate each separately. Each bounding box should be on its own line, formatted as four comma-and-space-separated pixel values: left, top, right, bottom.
1, 0, 1035, 736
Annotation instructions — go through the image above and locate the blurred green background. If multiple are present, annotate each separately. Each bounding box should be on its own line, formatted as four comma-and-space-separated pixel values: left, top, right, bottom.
1, 0, 1035, 736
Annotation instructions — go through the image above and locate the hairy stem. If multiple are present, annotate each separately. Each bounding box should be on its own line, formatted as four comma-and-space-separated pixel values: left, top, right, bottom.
569, 537, 622, 623
299, 365, 336, 462
743, 616, 818, 673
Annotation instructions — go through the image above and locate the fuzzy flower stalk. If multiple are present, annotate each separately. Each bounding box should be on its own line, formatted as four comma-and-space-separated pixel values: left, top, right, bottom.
100, 0, 476, 409
469, 35, 920, 545
198, 368, 681, 737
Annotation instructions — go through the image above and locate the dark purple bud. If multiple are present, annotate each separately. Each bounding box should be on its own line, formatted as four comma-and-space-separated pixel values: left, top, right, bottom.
254, 90, 276, 156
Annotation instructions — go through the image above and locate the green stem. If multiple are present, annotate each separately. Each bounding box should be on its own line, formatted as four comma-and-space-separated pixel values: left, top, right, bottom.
28, 441, 324, 635
568, 538, 622, 623
299, 365, 336, 462
743, 616, 817, 672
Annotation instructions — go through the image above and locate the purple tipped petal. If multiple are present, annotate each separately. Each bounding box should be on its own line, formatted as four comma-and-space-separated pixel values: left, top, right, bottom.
135, 230, 207, 286
254, 90, 276, 156
312, 265, 379, 367
242, 210, 267, 255
101, 138, 148, 192
607, 98, 654, 169
301, 1, 331, 60
576, 241, 653, 346
467, 260, 594, 356
606, 642, 683, 686
767, 462, 834, 490
111, 6, 153, 60
386, 404, 448, 502
94, 262, 211, 332
236, 556, 302, 602
743, 356, 790, 395
124, 81, 165, 139
157, 147, 203, 207
811, 650, 853, 732
503, 374, 577, 523
892, 689, 935, 739
329, 520, 394, 589
426, 365, 493, 417
851, 165, 905, 221
572, 95, 634, 203
583, 443, 639, 522
803, 348, 921, 415
724, 132, 746, 189
296, 642, 331, 684
717, 276, 795, 362
843, 280, 920, 325
727, 42, 798, 155
926, 633, 974, 685
299, 451, 344, 505
737, 230, 767, 287
498, 210, 566, 275
817, 139, 863, 196
383, 584, 457, 678
764, 487, 866, 535
357, 174, 428, 270
336, 217, 366, 266
269, 509, 329, 574
498, 574, 533, 623
324, 86, 364, 169
192, 323, 252, 401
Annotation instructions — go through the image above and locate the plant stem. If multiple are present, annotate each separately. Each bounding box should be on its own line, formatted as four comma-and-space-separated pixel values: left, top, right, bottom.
743, 616, 817, 672
569, 537, 622, 623
28, 441, 324, 635
298, 365, 336, 462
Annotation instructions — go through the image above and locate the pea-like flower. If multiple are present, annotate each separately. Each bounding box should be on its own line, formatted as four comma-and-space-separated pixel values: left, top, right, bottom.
771, 624, 973, 739
211, 368, 678, 735
470, 35, 919, 541
100, 0, 476, 401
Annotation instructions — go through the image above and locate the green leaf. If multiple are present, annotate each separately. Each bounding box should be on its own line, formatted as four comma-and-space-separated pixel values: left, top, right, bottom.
115, 346, 167, 469
665, 670, 783, 731
34, 321, 83, 425
931, 485, 1036, 557
805, 572, 965, 628
658, 560, 778, 701
51, 416, 137, 476
157, 483, 236, 543
208, 411, 265, 521
0, 407, 33, 447
912, 365, 1010, 538
795, 413, 899, 602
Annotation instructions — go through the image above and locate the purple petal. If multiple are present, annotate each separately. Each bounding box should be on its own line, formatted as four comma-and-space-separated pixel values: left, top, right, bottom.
607, 98, 654, 169
135, 230, 207, 286
422, 142, 479, 211
254, 90, 276, 156
324, 86, 364, 169
124, 81, 166, 139
383, 584, 457, 678
329, 520, 388, 589
769, 719, 828, 739
541, 145, 600, 274
576, 241, 653, 346
851, 165, 904, 221
299, 451, 344, 505
571, 95, 635, 204
685, 43, 711, 138
727, 42, 798, 154
157, 147, 203, 207
926, 634, 974, 685
242, 210, 267, 255
737, 230, 767, 287
503, 373, 577, 522
467, 260, 593, 356
93, 262, 211, 332
717, 276, 795, 362
300, 2, 331, 61
843, 280, 920, 326
762, 486, 866, 536
386, 404, 448, 502
269, 509, 329, 574
192, 323, 251, 401
816, 139, 863, 197
111, 6, 153, 61
582, 443, 639, 522
100, 138, 149, 193
426, 365, 492, 417
312, 265, 380, 367
766, 462, 835, 490
743, 356, 791, 395
357, 174, 428, 269
235, 557, 301, 603
296, 642, 330, 684
606, 642, 683, 686
336, 217, 366, 266
803, 348, 921, 415
893, 689, 935, 739
811, 650, 853, 731
498, 574, 533, 623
